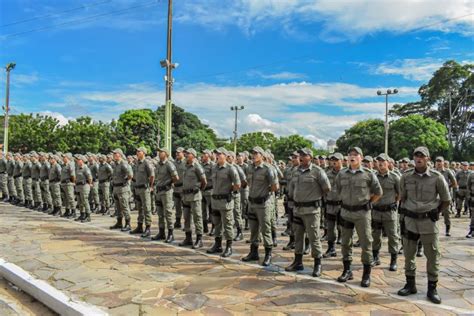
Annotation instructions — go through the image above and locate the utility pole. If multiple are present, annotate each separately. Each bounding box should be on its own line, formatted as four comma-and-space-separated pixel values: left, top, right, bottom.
377, 89, 398, 156
160, 0, 177, 153
448, 91, 452, 145
230, 106, 245, 154
3, 63, 16, 155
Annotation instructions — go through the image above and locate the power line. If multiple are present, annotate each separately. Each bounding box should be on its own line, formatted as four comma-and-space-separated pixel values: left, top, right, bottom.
1, 1, 160, 39
1, 0, 112, 27
408, 12, 474, 33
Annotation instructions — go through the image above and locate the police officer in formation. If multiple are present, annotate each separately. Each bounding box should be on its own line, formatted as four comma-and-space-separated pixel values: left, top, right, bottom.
3, 145, 469, 306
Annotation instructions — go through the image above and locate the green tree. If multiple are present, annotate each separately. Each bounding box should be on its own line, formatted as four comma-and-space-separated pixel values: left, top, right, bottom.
271, 135, 313, 161
390, 60, 473, 159
116, 109, 162, 155
336, 119, 385, 157
389, 115, 449, 159
235, 132, 278, 153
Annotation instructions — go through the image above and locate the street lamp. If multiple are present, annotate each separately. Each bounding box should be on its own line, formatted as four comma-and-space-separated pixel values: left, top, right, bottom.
376, 88, 398, 156
230, 106, 245, 154
3, 62, 16, 154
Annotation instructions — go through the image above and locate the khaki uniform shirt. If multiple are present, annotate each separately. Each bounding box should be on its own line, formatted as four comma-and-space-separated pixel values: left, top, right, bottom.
325, 168, 341, 202
202, 161, 215, 192
373, 170, 400, 221
40, 161, 51, 180
31, 162, 41, 180
154, 159, 177, 195
60, 162, 75, 183
335, 166, 382, 207
247, 162, 277, 206
456, 170, 470, 189
49, 163, 61, 182
182, 160, 205, 202
112, 160, 132, 193
292, 163, 331, 215
211, 162, 240, 210
22, 161, 32, 178
98, 163, 113, 182
7, 160, 15, 176
14, 161, 23, 177
135, 158, 154, 187
173, 158, 186, 193
76, 165, 92, 185
0, 157, 7, 173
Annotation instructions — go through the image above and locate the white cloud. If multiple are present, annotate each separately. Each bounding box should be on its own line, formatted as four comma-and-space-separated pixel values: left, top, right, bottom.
175, 0, 474, 40
38, 111, 73, 126
374, 58, 474, 81
249, 70, 308, 80
38, 80, 418, 145
0, 72, 39, 87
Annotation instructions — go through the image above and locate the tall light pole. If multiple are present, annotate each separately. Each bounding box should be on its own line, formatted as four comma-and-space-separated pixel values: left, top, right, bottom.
230, 106, 245, 154
160, 0, 178, 153
377, 88, 398, 156
3, 62, 16, 154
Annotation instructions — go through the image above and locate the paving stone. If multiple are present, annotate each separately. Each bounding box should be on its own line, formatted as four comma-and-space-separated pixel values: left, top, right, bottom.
170, 294, 208, 310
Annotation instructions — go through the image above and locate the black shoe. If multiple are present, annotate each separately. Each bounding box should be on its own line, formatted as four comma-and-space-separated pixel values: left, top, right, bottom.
221, 240, 232, 257
121, 220, 131, 232
372, 250, 381, 266
207, 237, 223, 254
323, 241, 337, 258
81, 214, 91, 222
130, 223, 144, 234
389, 253, 398, 271
312, 258, 322, 277
174, 220, 182, 229
67, 210, 76, 219
141, 225, 151, 238
179, 232, 193, 247
455, 212, 461, 218
361, 264, 371, 287
110, 218, 123, 229
272, 230, 278, 247
192, 234, 203, 249
151, 228, 166, 240
427, 281, 442, 304
244, 218, 249, 230
203, 221, 209, 234
283, 235, 295, 251
466, 229, 473, 238
242, 244, 259, 261
303, 237, 310, 255
61, 209, 70, 218
337, 260, 353, 282
262, 247, 272, 266
445, 225, 451, 237
74, 212, 85, 221
285, 253, 304, 271
233, 228, 243, 241
165, 229, 174, 243
398, 275, 417, 296
42, 203, 48, 212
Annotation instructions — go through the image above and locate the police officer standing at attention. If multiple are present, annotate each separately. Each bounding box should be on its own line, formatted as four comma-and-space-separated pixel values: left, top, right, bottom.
48, 155, 62, 216
285, 148, 331, 277
98, 155, 113, 215
0, 151, 9, 201
397, 147, 451, 304
336, 147, 383, 288
434, 156, 458, 236
207, 147, 241, 257
74, 155, 93, 222
109, 149, 133, 231
242, 146, 278, 266
372, 153, 400, 271
152, 148, 179, 243
201, 149, 215, 234
466, 170, 474, 238
39, 153, 52, 212
173, 147, 187, 229
60, 154, 76, 218
130, 147, 155, 238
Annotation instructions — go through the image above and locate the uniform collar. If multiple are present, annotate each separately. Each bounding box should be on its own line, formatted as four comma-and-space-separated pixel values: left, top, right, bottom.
414, 167, 431, 177
345, 165, 364, 173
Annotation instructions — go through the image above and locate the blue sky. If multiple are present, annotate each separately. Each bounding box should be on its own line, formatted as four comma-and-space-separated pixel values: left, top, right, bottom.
1, 0, 473, 147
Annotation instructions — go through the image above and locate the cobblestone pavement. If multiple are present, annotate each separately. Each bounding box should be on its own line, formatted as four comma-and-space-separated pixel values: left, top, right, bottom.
0, 202, 472, 315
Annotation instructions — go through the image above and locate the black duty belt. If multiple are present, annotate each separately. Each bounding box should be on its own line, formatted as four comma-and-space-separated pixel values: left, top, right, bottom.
183, 188, 199, 194
204, 185, 213, 191
50, 180, 59, 183
459, 186, 467, 189
174, 183, 183, 187
60, 180, 70, 184
279, 180, 287, 185
40, 176, 48, 181
342, 203, 370, 212
399, 208, 436, 219
113, 183, 127, 187
0, 172, 5, 174
373, 203, 397, 212
76, 181, 86, 185
157, 184, 171, 191
99, 180, 109, 184
23, 176, 31, 179
326, 200, 342, 206
294, 200, 321, 207
249, 195, 270, 204
134, 184, 147, 189
13, 175, 22, 179
212, 193, 232, 200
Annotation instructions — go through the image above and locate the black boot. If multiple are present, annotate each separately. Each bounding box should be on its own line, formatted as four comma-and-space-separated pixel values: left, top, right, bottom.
361, 264, 371, 287
323, 241, 337, 258
130, 223, 144, 234
192, 234, 203, 249
398, 275, 417, 296
445, 225, 451, 237
312, 258, 322, 277
165, 229, 174, 243
427, 280, 442, 304
233, 228, 243, 241
372, 250, 381, 266
262, 247, 272, 266
179, 232, 193, 247
221, 240, 232, 257
42, 203, 48, 212
203, 220, 209, 234
416, 241, 423, 257
337, 260, 353, 282
272, 230, 278, 247
121, 219, 131, 232
141, 225, 151, 238
285, 253, 304, 271
303, 237, 310, 255
61, 209, 70, 218
244, 218, 249, 230
283, 235, 295, 251
151, 228, 166, 240
110, 217, 123, 229
389, 253, 398, 271
207, 237, 223, 254
174, 218, 182, 229
75, 212, 85, 221
242, 244, 259, 261
455, 210, 461, 218
68, 209, 76, 219
81, 214, 91, 222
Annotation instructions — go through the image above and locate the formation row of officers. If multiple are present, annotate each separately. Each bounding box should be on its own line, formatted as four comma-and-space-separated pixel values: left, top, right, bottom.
1, 145, 473, 306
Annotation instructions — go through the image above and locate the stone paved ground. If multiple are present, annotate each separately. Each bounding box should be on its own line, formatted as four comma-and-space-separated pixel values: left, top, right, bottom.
0, 201, 473, 315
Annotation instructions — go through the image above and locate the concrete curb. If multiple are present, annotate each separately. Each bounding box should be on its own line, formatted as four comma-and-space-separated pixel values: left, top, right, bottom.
0, 258, 108, 316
